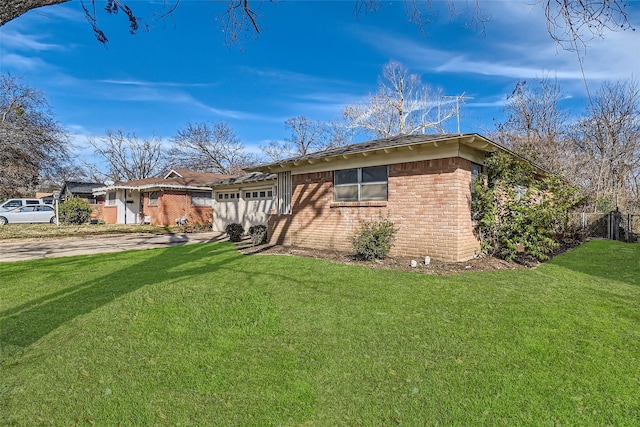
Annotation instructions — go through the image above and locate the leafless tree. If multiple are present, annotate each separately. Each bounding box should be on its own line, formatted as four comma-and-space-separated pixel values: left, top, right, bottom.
1, 1, 632, 50
168, 122, 257, 175
0, 73, 69, 199
493, 77, 573, 174
87, 129, 165, 182
344, 61, 456, 138
571, 79, 640, 210
261, 116, 349, 161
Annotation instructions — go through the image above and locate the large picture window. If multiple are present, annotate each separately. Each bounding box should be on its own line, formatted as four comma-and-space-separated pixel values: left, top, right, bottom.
192, 191, 212, 206
334, 166, 388, 202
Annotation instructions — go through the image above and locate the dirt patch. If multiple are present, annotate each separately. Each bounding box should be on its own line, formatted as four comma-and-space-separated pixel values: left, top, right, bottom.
237, 243, 532, 275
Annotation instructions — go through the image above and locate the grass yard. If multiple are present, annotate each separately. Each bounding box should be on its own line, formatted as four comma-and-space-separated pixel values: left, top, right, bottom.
0, 223, 179, 241
1, 240, 639, 425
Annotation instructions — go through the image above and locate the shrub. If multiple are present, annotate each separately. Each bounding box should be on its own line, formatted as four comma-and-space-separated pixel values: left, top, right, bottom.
225, 223, 244, 242
352, 216, 398, 260
58, 198, 92, 225
248, 224, 268, 246
472, 152, 585, 261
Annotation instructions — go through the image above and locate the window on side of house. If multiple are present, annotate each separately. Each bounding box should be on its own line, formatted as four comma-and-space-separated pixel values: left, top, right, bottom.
148, 191, 159, 206
471, 162, 483, 192
192, 191, 212, 206
334, 166, 388, 202
277, 171, 292, 214
106, 191, 116, 206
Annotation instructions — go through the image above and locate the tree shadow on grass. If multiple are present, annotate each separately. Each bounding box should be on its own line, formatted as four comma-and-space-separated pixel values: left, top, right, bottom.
0, 242, 241, 358
546, 241, 640, 287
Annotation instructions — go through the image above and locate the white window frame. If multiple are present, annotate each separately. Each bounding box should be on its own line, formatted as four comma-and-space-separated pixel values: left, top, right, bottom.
106, 191, 117, 206
192, 191, 212, 206
148, 191, 159, 206
334, 166, 388, 202
277, 171, 292, 214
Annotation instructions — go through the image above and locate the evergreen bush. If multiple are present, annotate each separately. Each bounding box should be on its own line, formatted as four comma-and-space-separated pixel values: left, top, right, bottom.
472, 152, 585, 261
248, 224, 268, 245
225, 223, 244, 242
352, 216, 398, 260
58, 197, 92, 225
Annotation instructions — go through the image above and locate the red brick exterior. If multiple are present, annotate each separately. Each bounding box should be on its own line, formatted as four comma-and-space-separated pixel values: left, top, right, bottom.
267, 157, 480, 262
101, 205, 117, 224
141, 191, 212, 226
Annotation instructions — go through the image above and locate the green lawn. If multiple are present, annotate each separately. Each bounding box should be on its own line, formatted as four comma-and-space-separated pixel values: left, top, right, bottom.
1, 240, 639, 425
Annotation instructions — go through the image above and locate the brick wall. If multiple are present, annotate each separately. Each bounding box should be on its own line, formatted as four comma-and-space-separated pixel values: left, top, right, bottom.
102, 205, 117, 224
267, 157, 480, 262
142, 191, 212, 226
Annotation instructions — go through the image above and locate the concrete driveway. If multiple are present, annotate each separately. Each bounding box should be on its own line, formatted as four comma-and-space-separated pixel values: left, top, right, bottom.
0, 232, 226, 262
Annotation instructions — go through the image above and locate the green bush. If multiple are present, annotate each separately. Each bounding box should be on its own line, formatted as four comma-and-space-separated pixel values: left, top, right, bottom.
225, 223, 245, 242
352, 216, 398, 260
472, 152, 585, 261
58, 198, 92, 225
248, 224, 268, 246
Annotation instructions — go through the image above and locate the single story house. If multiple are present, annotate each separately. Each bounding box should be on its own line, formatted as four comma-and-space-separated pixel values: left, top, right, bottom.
247, 133, 514, 262
60, 181, 105, 204
93, 169, 232, 226
208, 172, 277, 233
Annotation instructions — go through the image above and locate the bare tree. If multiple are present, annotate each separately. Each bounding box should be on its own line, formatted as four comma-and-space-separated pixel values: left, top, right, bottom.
344, 61, 456, 138
1, 1, 632, 50
261, 116, 349, 161
87, 129, 165, 182
493, 77, 572, 174
572, 79, 640, 210
168, 122, 256, 175
0, 73, 69, 199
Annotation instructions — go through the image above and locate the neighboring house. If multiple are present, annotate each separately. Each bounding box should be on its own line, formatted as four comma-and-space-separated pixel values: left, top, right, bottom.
61, 181, 105, 204
93, 169, 232, 226
247, 133, 515, 262
209, 172, 277, 233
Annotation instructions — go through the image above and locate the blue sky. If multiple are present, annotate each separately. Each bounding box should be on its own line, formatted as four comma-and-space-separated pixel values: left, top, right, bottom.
1, 0, 639, 167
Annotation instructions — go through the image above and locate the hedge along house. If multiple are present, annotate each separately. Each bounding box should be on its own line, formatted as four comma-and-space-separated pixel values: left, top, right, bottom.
93, 169, 232, 226
247, 133, 513, 262
208, 172, 277, 233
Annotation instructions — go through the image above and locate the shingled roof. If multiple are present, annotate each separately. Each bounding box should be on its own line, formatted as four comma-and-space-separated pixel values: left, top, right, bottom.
208, 171, 277, 187
94, 169, 234, 193
247, 133, 507, 172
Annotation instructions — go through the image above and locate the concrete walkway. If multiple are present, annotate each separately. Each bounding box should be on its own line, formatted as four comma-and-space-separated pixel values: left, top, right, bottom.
0, 232, 226, 262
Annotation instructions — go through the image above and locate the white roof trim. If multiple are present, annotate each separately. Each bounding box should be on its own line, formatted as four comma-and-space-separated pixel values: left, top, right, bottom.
93, 184, 212, 193
164, 169, 183, 179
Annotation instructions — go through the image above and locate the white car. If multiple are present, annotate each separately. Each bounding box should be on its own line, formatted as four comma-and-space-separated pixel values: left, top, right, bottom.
0, 198, 44, 211
0, 204, 56, 225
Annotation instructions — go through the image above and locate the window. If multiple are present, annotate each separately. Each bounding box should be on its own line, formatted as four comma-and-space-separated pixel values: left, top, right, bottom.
148, 191, 159, 206
217, 192, 239, 201
106, 191, 116, 206
334, 166, 388, 202
471, 163, 483, 193
192, 191, 212, 206
277, 171, 292, 214
245, 189, 274, 200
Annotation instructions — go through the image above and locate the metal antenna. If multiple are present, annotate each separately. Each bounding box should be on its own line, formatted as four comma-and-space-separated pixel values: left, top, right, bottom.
443, 92, 473, 134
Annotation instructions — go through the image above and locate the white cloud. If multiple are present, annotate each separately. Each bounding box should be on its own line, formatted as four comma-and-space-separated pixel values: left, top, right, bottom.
0, 29, 64, 51
0, 53, 50, 70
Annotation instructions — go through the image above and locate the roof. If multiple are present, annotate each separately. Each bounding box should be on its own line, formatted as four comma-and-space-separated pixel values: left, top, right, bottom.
209, 172, 277, 187
93, 169, 234, 193
62, 181, 105, 194
246, 133, 507, 172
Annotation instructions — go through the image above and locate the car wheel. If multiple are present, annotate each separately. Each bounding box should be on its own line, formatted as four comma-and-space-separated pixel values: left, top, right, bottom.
50, 217, 56, 224
0, 216, 7, 225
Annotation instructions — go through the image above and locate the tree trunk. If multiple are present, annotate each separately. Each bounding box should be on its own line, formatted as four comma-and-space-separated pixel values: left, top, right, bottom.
1, 0, 70, 26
